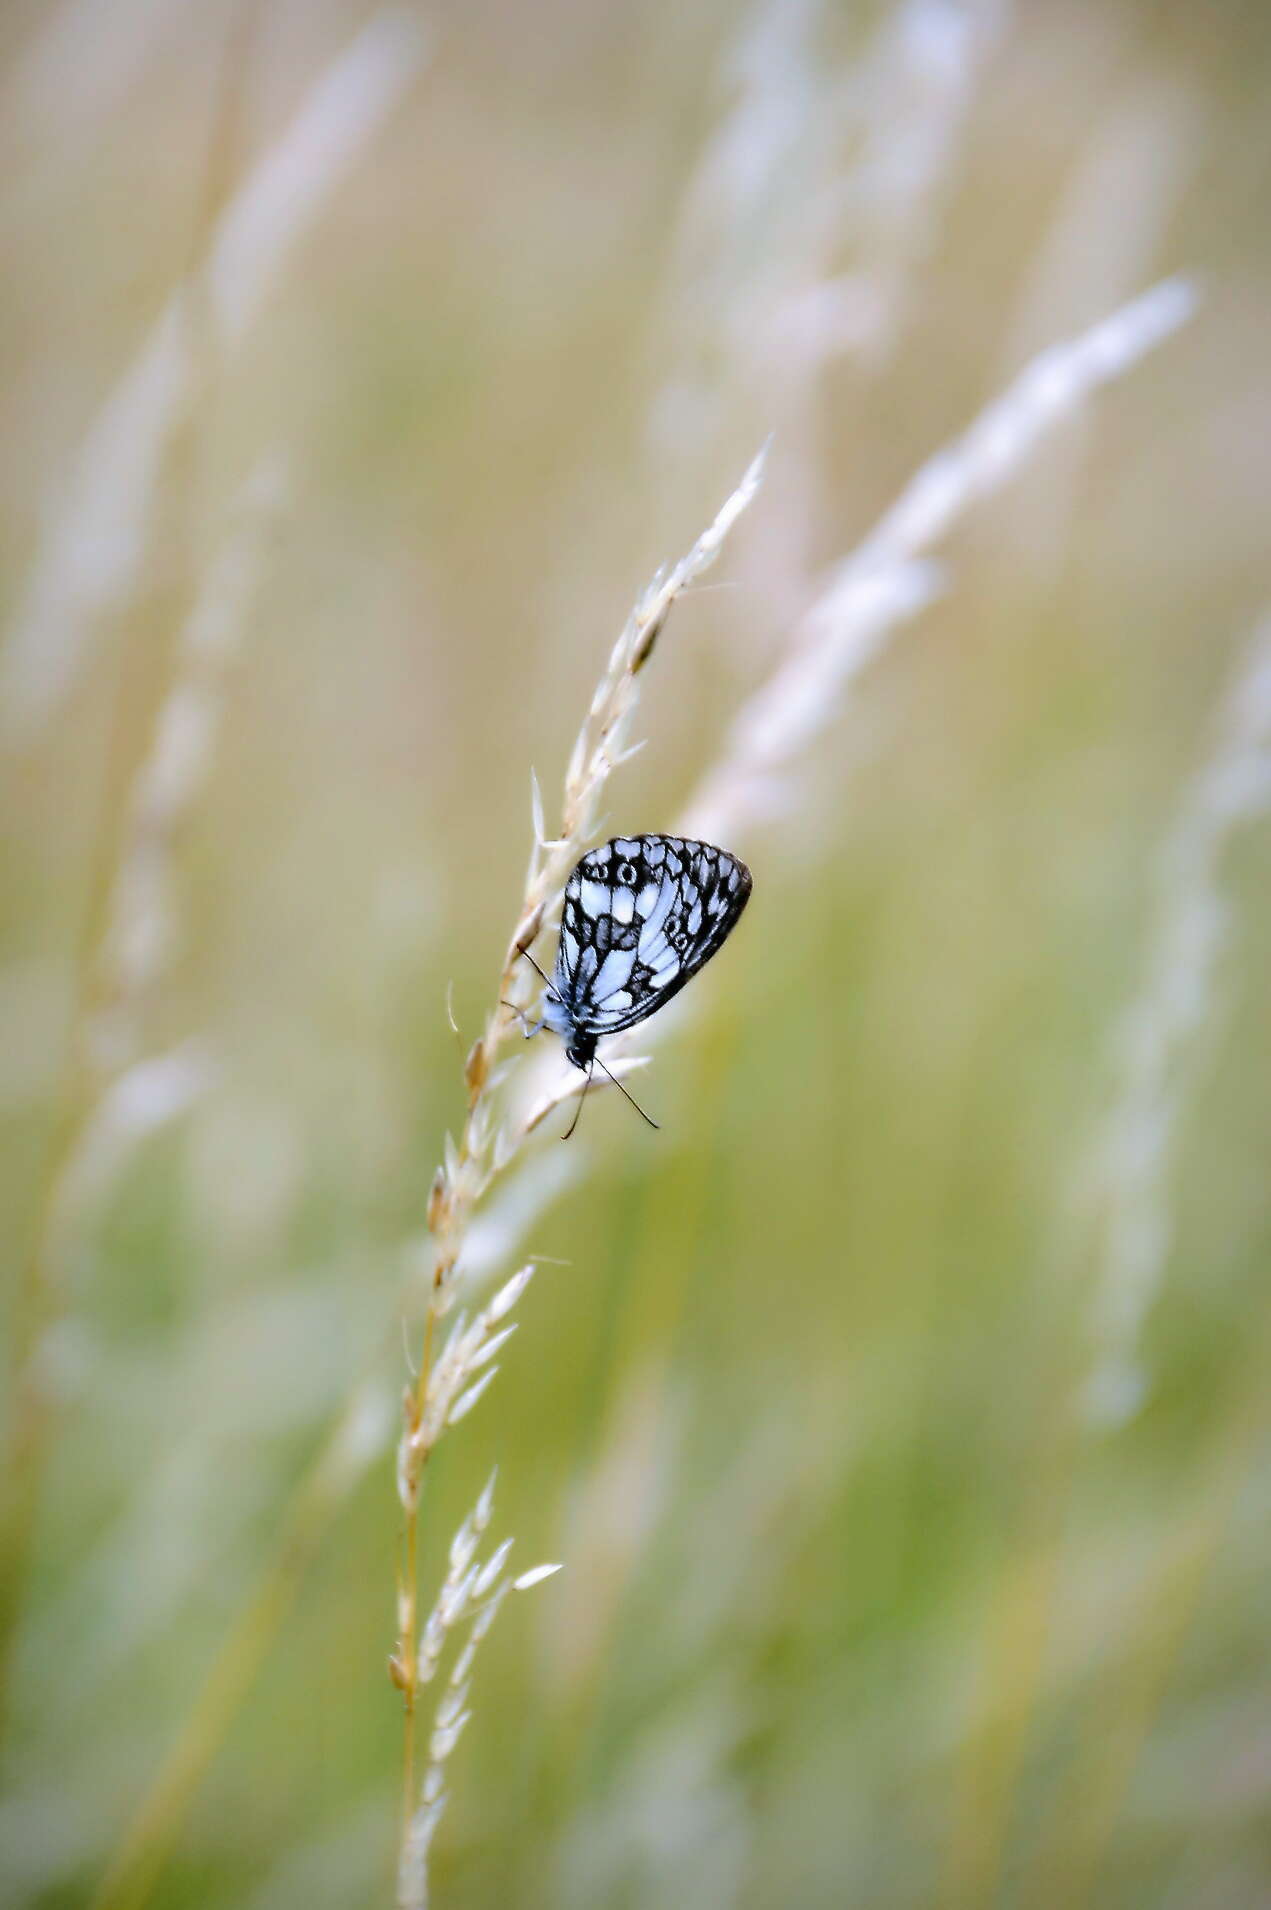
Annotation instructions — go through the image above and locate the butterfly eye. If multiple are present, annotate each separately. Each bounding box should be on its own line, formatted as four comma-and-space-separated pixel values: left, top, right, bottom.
617, 860, 637, 885
666, 913, 683, 942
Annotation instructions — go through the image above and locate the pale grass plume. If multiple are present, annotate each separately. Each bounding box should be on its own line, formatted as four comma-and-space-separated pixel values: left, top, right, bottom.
993, 78, 1199, 577
806, 0, 1006, 368
545, 1364, 680, 1709
91, 459, 288, 1077
818, 276, 1197, 596
392, 449, 768, 1906
52, 1042, 215, 1248
1083, 609, 1271, 1425
937, 614, 1263, 1910
547, 1396, 845, 1909
654, 0, 1002, 624
658, 0, 1001, 405
397, 1471, 560, 1909
558, 1689, 752, 1910
3, 9, 428, 726
1001, 83, 1199, 375
0, 460, 282, 1730
686, 276, 1198, 846
51, 461, 285, 1251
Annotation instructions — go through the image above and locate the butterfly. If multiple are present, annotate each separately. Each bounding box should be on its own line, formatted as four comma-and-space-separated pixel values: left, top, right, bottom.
516, 834, 752, 1134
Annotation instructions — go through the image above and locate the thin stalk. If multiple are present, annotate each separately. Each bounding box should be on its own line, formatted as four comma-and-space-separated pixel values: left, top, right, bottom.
391, 452, 768, 1903
90, 1380, 387, 1910
0, 8, 263, 1735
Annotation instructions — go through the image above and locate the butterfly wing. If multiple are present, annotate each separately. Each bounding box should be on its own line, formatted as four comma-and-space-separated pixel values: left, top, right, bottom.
557, 834, 751, 1040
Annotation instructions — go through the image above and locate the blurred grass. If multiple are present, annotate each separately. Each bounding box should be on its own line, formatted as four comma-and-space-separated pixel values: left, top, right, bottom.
4, 1, 1271, 1906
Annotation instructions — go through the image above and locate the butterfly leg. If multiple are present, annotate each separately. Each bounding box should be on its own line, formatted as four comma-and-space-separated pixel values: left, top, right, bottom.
501, 1000, 545, 1040
562, 1062, 593, 1140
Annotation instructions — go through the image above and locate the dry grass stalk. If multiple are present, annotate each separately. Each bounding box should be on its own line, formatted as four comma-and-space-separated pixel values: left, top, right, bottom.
0, 466, 281, 1735
834, 0, 1006, 365
943, 602, 1271, 1892
662, 0, 1001, 387
1083, 607, 1271, 1423
92, 459, 287, 1077
654, 0, 1002, 623
2, 9, 427, 728
90, 1370, 392, 1910
392, 448, 768, 1907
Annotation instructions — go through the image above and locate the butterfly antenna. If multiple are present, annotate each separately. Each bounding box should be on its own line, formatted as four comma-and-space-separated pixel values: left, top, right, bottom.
594, 1055, 660, 1131
516, 944, 551, 985
562, 1063, 593, 1141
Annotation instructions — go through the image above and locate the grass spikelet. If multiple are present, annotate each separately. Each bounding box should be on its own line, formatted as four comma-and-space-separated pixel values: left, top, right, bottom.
397, 1475, 560, 1909
391, 452, 767, 1904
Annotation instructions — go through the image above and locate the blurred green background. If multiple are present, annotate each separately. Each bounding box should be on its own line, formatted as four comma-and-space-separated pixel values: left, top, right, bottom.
4, 1, 1271, 1905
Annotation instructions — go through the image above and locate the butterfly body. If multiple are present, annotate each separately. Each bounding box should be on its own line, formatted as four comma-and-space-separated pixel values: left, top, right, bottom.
540, 834, 752, 1076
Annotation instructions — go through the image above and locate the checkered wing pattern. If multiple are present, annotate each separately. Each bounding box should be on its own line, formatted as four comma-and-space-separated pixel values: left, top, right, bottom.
551, 834, 752, 1043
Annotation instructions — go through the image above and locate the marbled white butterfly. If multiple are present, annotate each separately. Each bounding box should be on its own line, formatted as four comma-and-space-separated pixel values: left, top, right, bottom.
517, 834, 752, 1133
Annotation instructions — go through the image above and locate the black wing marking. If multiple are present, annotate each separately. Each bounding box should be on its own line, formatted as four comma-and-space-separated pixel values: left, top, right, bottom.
555, 835, 644, 1000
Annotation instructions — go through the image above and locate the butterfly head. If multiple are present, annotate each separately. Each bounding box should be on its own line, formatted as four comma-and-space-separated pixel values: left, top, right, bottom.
531, 978, 596, 1094
538, 980, 591, 1070
564, 1030, 597, 1072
